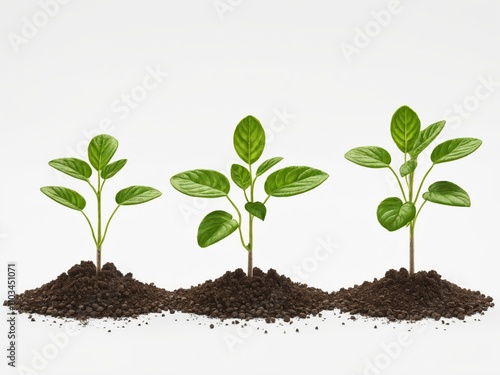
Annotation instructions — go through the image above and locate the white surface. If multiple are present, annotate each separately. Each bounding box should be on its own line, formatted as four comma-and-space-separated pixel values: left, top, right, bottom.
1, 1, 499, 374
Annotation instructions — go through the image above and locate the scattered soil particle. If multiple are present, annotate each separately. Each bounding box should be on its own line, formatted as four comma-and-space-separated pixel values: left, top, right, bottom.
331, 268, 494, 321
166, 267, 334, 321
5, 261, 170, 319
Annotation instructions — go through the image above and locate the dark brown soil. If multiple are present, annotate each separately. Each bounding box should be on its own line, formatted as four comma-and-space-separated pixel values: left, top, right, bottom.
331, 268, 494, 321
167, 267, 336, 321
5, 261, 171, 319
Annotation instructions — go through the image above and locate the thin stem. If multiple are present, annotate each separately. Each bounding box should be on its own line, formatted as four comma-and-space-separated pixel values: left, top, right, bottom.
263, 195, 271, 205
409, 221, 415, 275
226, 195, 248, 251
414, 200, 427, 222
247, 163, 255, 278
81, 210, 98, 246
388, 166, 408, 201
99, 205, 121, 247
243, 189, 250, 203
413, 164, 435, 205
97, 172, 102, 244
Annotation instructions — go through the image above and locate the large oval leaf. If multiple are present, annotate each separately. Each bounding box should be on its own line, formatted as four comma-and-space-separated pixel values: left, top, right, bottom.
48, 158, 92, 181
431, 138, 482, 164
345, 146, 391, 168
422, 181, 470, 207
101, 159, 127, 179
115, 186, 162, 206
40, 186, 86, 211
230, 164, 251, 190
390, 106, 421, 153
264, 166, 329, 197
409, 120, 445, 159
245, 202, 267, 221
399, 160, 417, 177
88, 134, 118, 171
256, 157, 283, 177
170, 169, 230, 198
377, 197, 416, 231
233, 115, 265, 165
197, 210, 239, 248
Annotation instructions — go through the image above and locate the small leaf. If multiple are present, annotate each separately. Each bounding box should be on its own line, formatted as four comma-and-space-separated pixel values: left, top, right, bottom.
344, 146, 391, 168
233, 115, 266, 165
230, 164, 251, 190
377, 197, 416, 231
101, 159, 127, 179
423, 181, 471, 207
170, 169, 230, 198
399, 160, 417, 177
88, 134, 118, 171
264, 166, 329, 197
48, 158, 92, 181
409, 120, 446, 159
256, 157, 283, 177
40, 186, 86, 211
390, 106, 421, 153
431, 138, 482, 164
245, 202, 267, 221
197, 210, 239, 248
115, 186, 162, 206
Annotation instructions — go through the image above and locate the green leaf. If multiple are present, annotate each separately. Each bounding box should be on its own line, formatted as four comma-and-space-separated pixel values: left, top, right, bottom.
101, 159, 127, 179
409, 120, 445, 159
377, 197, 416, 231
170, 169, 230, 198
197, 210, 239, 248
399, 160, 417, 177
423, 181, 471, 207
233, 115, 265, 165
256, 157, 283, 177
48, 158, 92, 181
40, 186, 86, 211
115, 186, 162, 206
264, 166, 329, 197
245, 202, 267, 221
344, 146, 391, 168
230, 164, 251, 190
88, 134, 118, 171
431, 138, 482, 164
390, 106, 421, 153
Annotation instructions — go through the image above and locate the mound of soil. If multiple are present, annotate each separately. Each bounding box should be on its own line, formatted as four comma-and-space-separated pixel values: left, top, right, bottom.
331, 268, 494, 321
6, 261, 170, 319
166, 267, 336, 321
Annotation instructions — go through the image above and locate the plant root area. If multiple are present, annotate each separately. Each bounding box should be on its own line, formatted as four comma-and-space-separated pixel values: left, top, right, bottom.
5, 262, 494, 323
331, 268, 494, 321
6, 261, 170, 319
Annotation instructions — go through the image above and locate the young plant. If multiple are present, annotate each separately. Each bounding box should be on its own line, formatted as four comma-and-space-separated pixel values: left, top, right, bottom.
345, 105, 482, 275
170, 115, 329, 278
41, 134, 162, 275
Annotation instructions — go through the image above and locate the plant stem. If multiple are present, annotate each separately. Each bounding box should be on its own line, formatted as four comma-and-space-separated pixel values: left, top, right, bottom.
81, 211, 98, 246
413, 164, 435, 205
226, 195, 248, 251
388, 166, 408, 201
409, 221, 415, 275
100, 205, 121, 246
96, 172, 103, 275
247, 163, 255, 278
96, 245, 102, 276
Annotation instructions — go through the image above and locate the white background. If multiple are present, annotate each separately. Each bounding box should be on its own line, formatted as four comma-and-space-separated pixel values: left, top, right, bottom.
1, 1, 499, 374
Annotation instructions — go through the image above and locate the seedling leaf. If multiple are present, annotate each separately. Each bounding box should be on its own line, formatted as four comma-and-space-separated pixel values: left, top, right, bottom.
399, 160, 417, 177
245, 202, 267, 221
231, 164, 251, 190
431, 138, 482, 164
423, 181, 470, 207
88, 134, 118, 171
233, 115, 265, 164
170, 169, 230, 198
256, 157, 283, 177
197, 210, 239, 247
115, 186, 162, 206
40, 186, 86, 211
102, 159, 127, 179
48, 158, 92, 181
390, 105, 421, 153
410, 120, 445, 159
377, 197, 416, 231
264, 166, 329, 197
344, 146, 391, 168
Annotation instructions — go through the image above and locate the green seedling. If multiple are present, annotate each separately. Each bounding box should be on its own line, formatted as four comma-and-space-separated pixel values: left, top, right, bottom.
41, 134, 162, 275
345, 105, 482, 275
170, 115, 329, 278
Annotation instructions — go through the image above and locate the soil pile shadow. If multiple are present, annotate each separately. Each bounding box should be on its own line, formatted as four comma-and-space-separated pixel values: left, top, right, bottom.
6, 261, 170, 319
332, 268, 494, 321
167, 267, 335, 321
